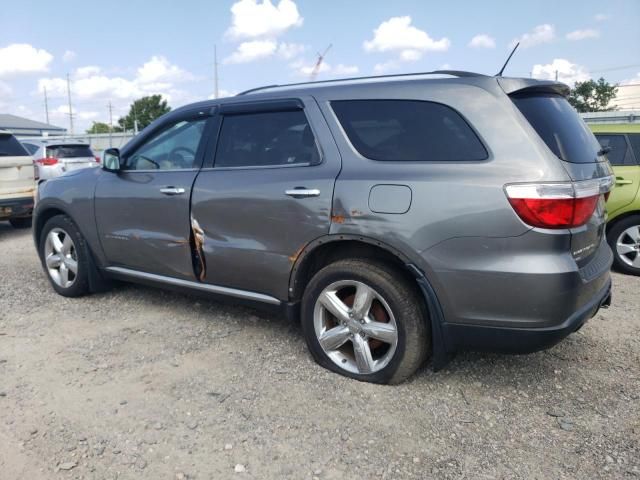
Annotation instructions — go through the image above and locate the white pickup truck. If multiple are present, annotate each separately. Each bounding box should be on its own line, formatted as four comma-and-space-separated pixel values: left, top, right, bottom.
0, 130, 35, 228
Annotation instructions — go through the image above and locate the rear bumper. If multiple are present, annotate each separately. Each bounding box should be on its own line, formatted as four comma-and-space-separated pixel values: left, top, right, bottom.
441, 278, 611, 354
0, 196, 34, 219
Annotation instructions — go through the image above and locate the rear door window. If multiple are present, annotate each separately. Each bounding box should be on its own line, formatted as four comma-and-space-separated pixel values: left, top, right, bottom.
215, 110, 320, 168
22, 143, 39, 155
511, 93, 601, 163
627, 134, 640, 164
0, 134, 29, 157
46, 144, 94, 158
595, 134, 635, 166
331, 100, 487, 161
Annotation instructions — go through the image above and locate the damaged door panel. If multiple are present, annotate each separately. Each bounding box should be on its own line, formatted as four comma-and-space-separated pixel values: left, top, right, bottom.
190, 215, 207, 281
190, 96, 342, 300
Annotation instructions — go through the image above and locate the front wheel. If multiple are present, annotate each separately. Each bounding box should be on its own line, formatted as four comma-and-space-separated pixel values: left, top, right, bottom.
39, 215, 91, 297
607, 215, 640, 276
301, 259, 430, 384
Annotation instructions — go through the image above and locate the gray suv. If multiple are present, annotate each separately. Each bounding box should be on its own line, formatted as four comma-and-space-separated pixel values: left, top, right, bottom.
33, 72, 614, 384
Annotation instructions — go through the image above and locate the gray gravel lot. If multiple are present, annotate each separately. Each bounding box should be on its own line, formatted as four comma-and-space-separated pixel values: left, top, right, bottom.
0, 221, 638, 479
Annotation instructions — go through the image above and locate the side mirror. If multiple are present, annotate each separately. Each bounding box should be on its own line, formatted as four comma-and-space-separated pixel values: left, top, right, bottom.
103, 148, 121, 172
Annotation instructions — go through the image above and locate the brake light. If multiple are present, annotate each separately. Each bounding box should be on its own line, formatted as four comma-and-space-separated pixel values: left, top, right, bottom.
505, 177, 614, 229
95, 156, 101, 163
36, 157, 59, 166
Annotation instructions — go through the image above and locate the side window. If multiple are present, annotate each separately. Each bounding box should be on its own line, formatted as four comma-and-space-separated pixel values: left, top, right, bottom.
215, 110, 320, 168
596, 135, 633, 166
627, 134, 640, 165
22, 143, 38, 155
124, 118, 206, 171
331, 100, 487, 161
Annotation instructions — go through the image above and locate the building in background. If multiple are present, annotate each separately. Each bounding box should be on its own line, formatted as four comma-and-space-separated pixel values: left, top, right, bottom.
0, 114, 66, 137
581, 110, 640, 133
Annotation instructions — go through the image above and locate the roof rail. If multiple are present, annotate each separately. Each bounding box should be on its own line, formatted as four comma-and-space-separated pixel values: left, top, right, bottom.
236, 70, 487, 96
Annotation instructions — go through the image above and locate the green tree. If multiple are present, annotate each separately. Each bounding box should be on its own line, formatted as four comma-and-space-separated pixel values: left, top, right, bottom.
117, 95, 171, 131
86, 121, 122, 134
568, 78, 618, 113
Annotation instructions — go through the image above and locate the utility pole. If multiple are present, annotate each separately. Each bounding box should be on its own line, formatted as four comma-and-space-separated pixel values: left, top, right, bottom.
43, 86, 50, 124
214, 44, 219, 99
66, 73, 74, 135
555, 70, 558, 81
107, 101, 114, 147
132, 101, 139, 134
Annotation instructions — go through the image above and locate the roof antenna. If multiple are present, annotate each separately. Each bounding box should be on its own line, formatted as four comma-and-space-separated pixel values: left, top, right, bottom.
496, 42, 519, 77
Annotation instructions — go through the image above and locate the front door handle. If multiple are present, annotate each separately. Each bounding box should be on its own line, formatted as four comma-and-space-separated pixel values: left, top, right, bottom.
160, 187, 185, 195
616, 177, 633, 185
285, 188, 321, 198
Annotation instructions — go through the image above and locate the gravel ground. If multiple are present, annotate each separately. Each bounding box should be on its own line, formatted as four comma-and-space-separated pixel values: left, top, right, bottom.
0, 221, 638, 480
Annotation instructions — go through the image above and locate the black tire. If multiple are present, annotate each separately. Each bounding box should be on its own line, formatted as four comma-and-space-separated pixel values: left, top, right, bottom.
9, 217, 32, 229
301, 259, 430, 384
607, 215, 640, 276
39, 214, 91, 297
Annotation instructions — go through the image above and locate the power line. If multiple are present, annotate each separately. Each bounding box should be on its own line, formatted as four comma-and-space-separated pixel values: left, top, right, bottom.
43, 86, 49, 125
214, 44, 219, 99
66, 73, 75, 135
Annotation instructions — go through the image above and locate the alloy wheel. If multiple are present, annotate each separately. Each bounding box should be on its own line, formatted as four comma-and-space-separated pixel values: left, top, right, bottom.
44, 228, 78, 288
313, 280, 398, 375
616, 225, 640, 268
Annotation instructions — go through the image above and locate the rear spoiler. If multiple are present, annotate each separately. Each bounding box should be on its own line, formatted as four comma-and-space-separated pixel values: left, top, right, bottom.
497, 77, 570, 97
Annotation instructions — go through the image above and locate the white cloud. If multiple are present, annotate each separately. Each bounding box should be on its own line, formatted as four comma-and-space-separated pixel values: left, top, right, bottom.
332, 64, 359, 76
594, 13, 610, 22
532, 58, 590, 85
566, 29, 600, 41
63, 50, 77, 62
468, 34, 496, 49
364, 16, 450, 62
75, 66, 101, 78
292, 60, 358, 78
0, 43, 53, 77
136, 55, 193, 83
277, 42, 306, 59
510, 24, 555, 48
224, 40, 278, 64
226, 0, 303, 39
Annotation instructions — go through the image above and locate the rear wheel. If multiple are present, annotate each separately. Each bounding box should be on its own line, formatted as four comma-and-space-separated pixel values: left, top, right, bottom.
607, 215, 640, 276
9, 217, 32, 229
301, 259, 430, 384
39, 215, 91, 297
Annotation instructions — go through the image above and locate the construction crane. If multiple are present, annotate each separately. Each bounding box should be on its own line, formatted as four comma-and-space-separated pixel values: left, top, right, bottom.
310, 44, 332, 81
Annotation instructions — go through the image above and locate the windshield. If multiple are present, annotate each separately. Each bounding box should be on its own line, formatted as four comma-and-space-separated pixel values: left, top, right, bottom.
511, 93, 603, 164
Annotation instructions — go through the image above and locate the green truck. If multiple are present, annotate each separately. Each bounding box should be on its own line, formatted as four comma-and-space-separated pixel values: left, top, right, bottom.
590, 124, 640, 275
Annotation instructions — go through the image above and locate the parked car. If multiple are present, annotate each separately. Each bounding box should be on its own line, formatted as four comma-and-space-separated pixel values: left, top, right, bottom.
33, 72, 614, 384
0, 130, 35, 228
591, 126, 640, 276
20, 139, 100, 182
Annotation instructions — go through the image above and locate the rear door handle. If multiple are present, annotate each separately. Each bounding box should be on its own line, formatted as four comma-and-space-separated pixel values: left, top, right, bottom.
160, 187, 185, 195
285, 188, 321, 198
616, 177, 633, 185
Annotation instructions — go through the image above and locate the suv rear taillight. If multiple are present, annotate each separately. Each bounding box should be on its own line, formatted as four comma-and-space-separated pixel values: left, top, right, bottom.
505, 177, 614, 229
36, 157, 59, 166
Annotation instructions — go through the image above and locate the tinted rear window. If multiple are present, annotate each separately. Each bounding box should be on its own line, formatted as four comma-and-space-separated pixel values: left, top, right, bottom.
595, 134, 635, 166
511, 93, 602, 164
47, 144, 94, 158
628, 134, 640, 164
0, 134, 29, 157
331, 100, 487, 161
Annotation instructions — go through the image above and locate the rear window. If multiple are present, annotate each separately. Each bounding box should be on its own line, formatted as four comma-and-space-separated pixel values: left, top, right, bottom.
0, 134, 29, 157
511, 93, 602, 164
47, 144, 94, 158
628, 134, 640, 164
595, 134, 635, 166
331, 100, 488, 162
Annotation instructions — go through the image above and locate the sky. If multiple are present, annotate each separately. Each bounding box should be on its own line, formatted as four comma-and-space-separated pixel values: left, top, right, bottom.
1, 0, 639, 132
